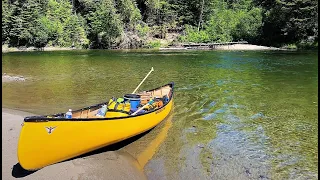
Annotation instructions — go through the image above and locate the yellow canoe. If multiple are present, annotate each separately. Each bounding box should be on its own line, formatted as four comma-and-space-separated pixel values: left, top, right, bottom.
17, 82, 174, 170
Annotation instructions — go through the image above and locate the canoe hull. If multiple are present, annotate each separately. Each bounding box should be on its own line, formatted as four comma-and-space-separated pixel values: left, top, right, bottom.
17, 97, 173, 170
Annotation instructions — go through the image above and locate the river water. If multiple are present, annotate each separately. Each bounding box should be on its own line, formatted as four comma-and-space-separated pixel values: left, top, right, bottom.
2, 50, 318, 179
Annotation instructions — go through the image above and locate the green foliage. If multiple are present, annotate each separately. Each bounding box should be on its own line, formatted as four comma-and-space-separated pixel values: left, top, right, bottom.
231, 8, 263, 42
173, 0, 219, 27
2, 0, 12, 43
256, 0, 318, 45
116, 0, 141, 29
297, 41, 318, 50
31, 18, 49, 48
3, 0, 88, 48
8, 0, 44, 46
136, 23, 150, 37
205, 9, 237, 42
43, 0, 88, 47
85, 0, 123, 48
144, 40, 161, 48
138, 0, 177, 27
281, 43, 297, 49
179, 25, 210, 43
179, 6, 263, 43
1, 0, 318, 48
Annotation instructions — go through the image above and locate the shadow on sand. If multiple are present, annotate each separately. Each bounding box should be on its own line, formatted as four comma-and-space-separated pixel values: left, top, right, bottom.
12, 128, 152, 178
11, 163, 37, 178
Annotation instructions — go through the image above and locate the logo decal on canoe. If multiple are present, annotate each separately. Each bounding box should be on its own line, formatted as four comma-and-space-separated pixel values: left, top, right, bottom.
45, 126, 57, 134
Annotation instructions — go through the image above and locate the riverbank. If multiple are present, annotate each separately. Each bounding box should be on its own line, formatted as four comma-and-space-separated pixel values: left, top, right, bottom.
2, 43, 283, 53
160, 43, 282, 50
213, 44, 281, 50
2, 45, 76, 53
2, 108, 146, 180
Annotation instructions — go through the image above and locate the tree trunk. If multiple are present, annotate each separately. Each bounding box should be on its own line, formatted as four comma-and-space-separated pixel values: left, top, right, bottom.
198, 0, 205, 31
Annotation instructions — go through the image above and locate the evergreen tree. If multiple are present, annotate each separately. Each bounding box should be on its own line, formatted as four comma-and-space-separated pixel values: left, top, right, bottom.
2, 0, 12, 43
1, 0, 318, 48
85, 0, 124, 48
255, 0, 318, 45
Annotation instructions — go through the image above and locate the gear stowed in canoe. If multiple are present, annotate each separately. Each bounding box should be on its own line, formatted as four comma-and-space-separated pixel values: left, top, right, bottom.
17, 67, 174, 171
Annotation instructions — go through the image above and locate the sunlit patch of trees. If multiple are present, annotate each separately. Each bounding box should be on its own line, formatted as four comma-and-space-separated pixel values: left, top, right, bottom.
2, 0, 318, 48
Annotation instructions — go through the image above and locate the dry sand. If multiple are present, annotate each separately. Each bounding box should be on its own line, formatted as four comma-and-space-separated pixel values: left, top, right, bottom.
2, 45, 75, 53
2, 108, 147, 180
214, 44, 280, 50
160, 44, 282, 50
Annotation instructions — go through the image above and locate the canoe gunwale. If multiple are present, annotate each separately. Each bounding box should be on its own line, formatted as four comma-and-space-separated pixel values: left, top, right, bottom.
24, 82, 174, 122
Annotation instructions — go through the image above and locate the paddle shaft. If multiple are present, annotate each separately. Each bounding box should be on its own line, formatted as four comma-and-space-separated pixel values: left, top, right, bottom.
132, 67, 154, 94
132, 99, 154, 115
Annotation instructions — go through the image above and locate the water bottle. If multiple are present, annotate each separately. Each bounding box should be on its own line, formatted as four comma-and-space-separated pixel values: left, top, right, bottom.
96, 104, 107, 117
66, 109, 72, 119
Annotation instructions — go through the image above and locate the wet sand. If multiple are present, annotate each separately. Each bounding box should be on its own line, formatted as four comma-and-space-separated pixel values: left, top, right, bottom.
2, 108, 147, 180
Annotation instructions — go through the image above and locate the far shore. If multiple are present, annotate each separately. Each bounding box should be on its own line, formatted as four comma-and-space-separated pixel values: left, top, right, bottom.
2, 43, 286, 53
160, 44, 283, 51
2, 108, 147, 180
2, 45, 77, 53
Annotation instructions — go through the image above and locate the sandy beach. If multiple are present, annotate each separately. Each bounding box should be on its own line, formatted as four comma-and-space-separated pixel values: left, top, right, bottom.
160, 44, 282, 50
213, 44, 280, 50
2, 45, 76, 53
2, 108, 147, 180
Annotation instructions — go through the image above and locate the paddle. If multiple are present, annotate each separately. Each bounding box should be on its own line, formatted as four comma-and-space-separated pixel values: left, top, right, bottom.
132, 67, 154, 94
131, 98, 155, 115
130, 67, 154, 115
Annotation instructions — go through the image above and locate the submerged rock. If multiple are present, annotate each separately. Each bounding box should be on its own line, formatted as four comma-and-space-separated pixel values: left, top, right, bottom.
2, 74, 26, 82
250, 112, 265, 119
214, 109, 226, 114
203, 113, 217, 120
209, 101, 217, 107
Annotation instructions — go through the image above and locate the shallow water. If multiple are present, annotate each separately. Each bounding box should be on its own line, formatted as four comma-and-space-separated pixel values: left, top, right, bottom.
2, 50, 318, 179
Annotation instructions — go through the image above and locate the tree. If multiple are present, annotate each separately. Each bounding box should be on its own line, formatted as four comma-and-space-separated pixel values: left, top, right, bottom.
115, 0, 141, 30
9, 0, 44, 46
232, 8, 263, 43
2, 0, 12, 43
255, 0, 318, 45
85, 0, 124, 48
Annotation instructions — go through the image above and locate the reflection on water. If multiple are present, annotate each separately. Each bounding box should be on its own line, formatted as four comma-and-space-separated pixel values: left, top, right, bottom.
121, 112, 173, 170
2, 50, 318, 179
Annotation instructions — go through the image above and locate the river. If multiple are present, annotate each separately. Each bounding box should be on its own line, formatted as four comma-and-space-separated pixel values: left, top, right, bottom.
2, 49, 318, 179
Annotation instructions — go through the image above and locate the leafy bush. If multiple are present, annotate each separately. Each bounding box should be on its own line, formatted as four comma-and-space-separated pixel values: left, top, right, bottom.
144, 40, 161, 48
282, 44, 297, 49
136, 23, 150, 37
179, 25, 210, 43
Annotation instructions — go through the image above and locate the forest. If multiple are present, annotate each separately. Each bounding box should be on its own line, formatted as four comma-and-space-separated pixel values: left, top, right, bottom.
2, 0, 318, 49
